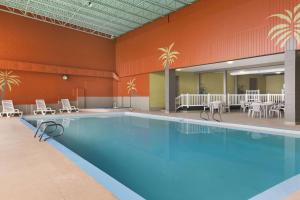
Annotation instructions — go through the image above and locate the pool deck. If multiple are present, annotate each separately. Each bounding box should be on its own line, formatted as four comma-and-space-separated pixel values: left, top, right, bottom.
0, 117, 116, 200
1, 110, 300, 200
147, 110, 300, 131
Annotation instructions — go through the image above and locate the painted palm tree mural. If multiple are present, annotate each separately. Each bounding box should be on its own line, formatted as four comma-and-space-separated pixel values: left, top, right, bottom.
0, 71, 21, 101
158, 43, 180, 69
127, 78, 137, 108
158, 42, 179, 112
268, 3, 300, 49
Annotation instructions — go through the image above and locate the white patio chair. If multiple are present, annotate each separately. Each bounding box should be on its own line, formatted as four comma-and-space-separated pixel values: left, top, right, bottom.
59, 99, 79, 113
1, 100, 23, 117
269, 104, 282, 118
34, 99, 56, 115
280, 104, 285, 117
209, 101, 223, 114
251, 103, 263, 118
240, 101, 249, 112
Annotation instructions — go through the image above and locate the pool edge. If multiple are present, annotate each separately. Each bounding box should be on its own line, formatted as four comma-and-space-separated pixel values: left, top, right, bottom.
21, 112, 300, 200
20, 118, 144, 200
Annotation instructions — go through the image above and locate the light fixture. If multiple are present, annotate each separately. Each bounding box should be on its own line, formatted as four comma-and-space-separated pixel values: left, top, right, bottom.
230, 67, 285, 76
227, 61, 234, 64
62, 74, 68, 80
176, 69, 182, 71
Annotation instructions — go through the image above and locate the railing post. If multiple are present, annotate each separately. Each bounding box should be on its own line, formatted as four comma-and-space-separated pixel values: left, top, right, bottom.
207, 94, 210, 104
186, 93, 189, 108
267, 93, 270, 102
227, 94, 230, 106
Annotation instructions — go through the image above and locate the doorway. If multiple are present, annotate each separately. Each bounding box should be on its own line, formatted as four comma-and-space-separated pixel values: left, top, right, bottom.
249, 78, 258, 90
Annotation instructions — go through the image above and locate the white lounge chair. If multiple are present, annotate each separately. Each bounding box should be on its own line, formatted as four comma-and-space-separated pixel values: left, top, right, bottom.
59, 99, 79, 113
33, 99, 56, 115
1, 100, 23, 117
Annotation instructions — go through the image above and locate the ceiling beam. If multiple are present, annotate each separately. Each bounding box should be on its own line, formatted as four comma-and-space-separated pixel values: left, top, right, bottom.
174, 0, 190, 5
116, 0, 162, 16
29, 0, 127, 34
66, 0, 142, 26
11, 1, 121, 36
93, 0, 152, 21
145, 0, 175, 12
0, 5, 113, 39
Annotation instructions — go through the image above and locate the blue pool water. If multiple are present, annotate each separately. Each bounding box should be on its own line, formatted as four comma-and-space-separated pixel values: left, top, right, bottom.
25, 114, 300, 200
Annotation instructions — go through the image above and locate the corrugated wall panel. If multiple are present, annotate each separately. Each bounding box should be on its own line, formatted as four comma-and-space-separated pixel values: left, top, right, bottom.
116, 0, 299, 77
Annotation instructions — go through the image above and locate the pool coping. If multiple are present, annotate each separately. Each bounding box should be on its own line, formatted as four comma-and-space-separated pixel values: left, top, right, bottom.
22, 111, 300, 200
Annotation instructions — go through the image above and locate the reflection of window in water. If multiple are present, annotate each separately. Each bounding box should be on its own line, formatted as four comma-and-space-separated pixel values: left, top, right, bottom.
176, 122, 210, 135
121, 117, 150, 129
249, 132, 269, 140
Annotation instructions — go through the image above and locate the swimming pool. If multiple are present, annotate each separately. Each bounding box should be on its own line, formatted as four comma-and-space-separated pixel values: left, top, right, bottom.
24, 113, 300, 200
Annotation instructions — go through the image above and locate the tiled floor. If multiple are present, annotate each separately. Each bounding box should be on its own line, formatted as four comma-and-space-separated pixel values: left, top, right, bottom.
1, 110, 300, 200
147, 110, 300, 131
0, 117, 116, 200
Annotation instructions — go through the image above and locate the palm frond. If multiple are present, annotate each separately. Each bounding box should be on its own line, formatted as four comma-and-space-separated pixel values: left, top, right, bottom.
268, 24, 289, 36
0, 70, 21, 92
270, 28, 290, 40
158, 43, 179, 69
285, 10, 293, 20
295, 3, 300, 13
294, 12, 300, 22
269, 13, 292, 23
275, 30, 292, 45
268, 4, 300, 48
127, 78, 137, 94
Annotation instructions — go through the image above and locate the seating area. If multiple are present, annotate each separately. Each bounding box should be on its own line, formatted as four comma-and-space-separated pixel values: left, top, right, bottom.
176, 90, 285, 120
0, 99, 79, 118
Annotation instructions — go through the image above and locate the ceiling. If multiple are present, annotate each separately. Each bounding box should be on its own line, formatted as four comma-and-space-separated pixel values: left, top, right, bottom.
0, 0, 196, 39
178, 54, 285, 73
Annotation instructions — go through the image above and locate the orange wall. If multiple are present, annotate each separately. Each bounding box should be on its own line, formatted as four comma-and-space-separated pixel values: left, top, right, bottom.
115, 74, 149, 97
116, 0, 298, 95
4, 71, 113, 104
0, 11, 115, 103
0, 11, 115, 70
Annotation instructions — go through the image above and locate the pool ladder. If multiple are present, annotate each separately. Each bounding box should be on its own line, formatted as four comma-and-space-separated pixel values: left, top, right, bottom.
34, 121, 64, 142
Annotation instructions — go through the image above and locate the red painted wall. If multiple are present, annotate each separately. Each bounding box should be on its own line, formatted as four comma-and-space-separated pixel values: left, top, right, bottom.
116, 74, 149, 97
0, 11, 115, 70
115, 0, 298, 96
4, 71, 113, 104
0, 11, 115, 103
2, 0, 298, 101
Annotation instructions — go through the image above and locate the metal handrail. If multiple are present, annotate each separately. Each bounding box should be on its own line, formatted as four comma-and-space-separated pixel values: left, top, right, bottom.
34, 121, 64, 142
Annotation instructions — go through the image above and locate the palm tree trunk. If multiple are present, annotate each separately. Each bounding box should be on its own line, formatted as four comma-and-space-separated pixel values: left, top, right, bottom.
129, 95, 132, 108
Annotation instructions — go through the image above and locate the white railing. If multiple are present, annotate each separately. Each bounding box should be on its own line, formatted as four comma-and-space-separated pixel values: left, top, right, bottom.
176, 93, 285, 110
